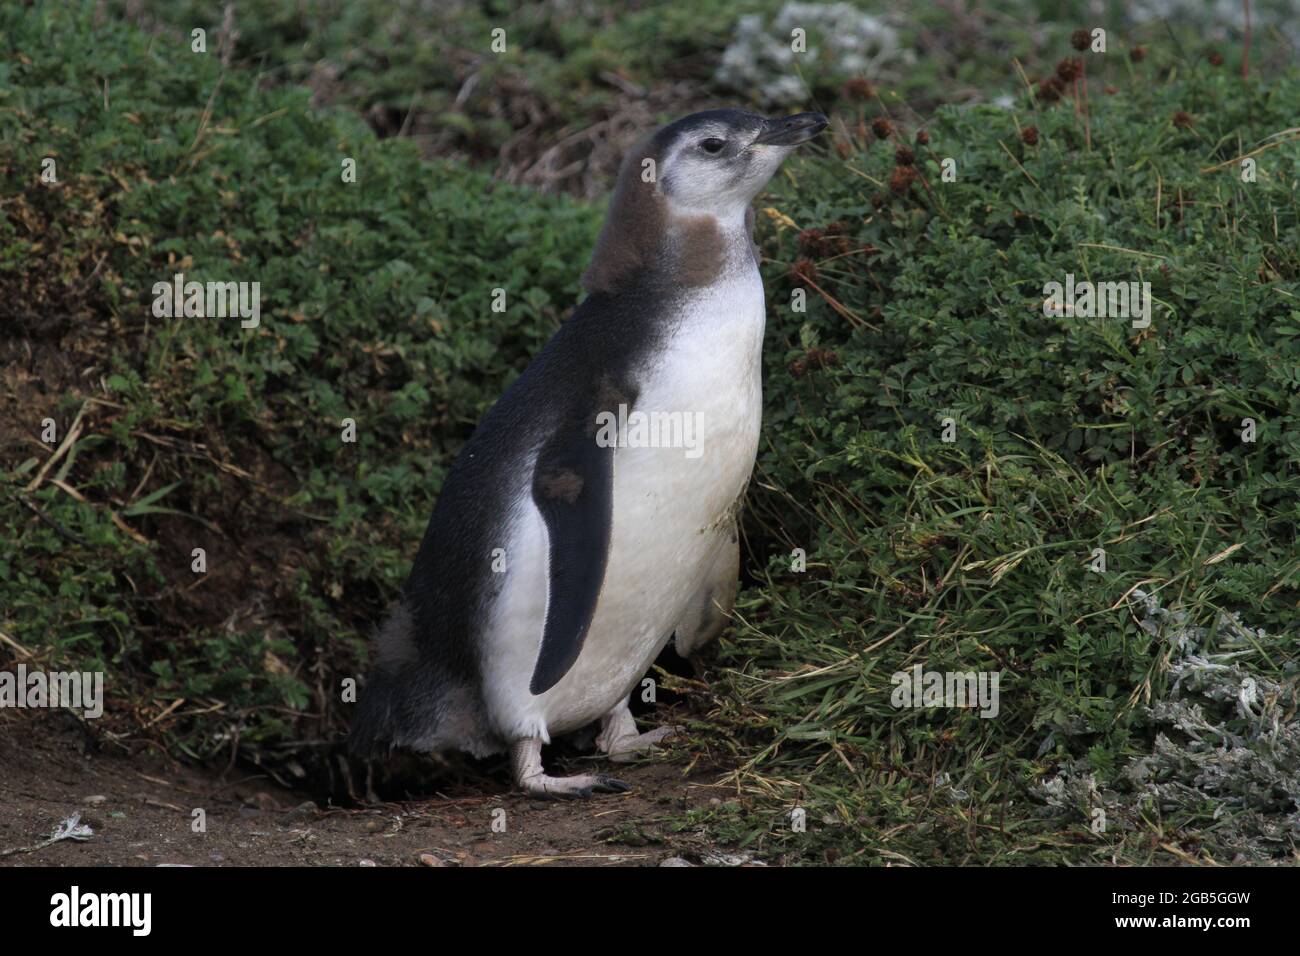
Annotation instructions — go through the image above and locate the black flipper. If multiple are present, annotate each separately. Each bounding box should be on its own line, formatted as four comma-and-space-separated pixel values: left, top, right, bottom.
529, 423, 615, 694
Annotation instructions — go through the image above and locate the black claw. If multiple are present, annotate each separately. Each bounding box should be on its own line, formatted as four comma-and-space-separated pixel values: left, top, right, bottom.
596, 776, 631, 793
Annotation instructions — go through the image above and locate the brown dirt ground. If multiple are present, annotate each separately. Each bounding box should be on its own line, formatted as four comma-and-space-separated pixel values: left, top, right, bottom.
0, 709, 737, 867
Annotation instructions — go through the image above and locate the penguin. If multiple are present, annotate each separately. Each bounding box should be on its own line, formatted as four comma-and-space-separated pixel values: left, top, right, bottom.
351, 109, 828, 797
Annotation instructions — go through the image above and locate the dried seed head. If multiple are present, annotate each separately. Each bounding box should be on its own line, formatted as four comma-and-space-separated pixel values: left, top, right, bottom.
797, 228, 825, 256
1171, 110, 1195, 129
870, 192, 889, 209
799, 223, 853, 258
1207, 50, 1224, 67
1021, 125, 1039, 145
894, 145, 915, 166
803, 347, 840, 371
1056, 57, 1083, 82
888, 164, 919, 196
791, 258, 819, 283
1130, 45, 1147, 63
871, 116, 893, 139
1037, 75, 1067, 102
843, 76, 873, 101
1071, 29, 1092, 52
788, 348, 838, 378
826, 221, 851, 253
915, 129, 929, 145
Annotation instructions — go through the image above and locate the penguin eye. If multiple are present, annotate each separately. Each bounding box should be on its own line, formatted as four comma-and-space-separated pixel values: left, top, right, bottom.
699, 138, 726, 155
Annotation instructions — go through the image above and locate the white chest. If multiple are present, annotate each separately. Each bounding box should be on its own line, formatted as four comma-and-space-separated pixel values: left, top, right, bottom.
554, 268, 765, 719
625, 267, 766, 506
483, 263, 768, 741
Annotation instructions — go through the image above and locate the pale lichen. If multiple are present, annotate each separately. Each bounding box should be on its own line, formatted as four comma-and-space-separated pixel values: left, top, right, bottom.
1034, 589, 1299, 861
715, 3, 912, 107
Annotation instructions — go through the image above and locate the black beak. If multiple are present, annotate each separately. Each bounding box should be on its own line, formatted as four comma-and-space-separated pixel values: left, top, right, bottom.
751, 112, 829, 147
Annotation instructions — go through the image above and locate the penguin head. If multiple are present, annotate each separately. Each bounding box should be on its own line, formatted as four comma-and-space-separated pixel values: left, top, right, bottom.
582, 109, 827, 294
652, 109, 828, 221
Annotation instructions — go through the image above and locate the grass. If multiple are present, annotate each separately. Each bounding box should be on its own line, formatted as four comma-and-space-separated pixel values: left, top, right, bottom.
695, 47, 1300, 863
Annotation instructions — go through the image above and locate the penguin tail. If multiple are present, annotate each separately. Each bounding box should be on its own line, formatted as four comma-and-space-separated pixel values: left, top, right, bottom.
350, 597, 498, 760
347, 674, 396, 758
348, 598, 422, 758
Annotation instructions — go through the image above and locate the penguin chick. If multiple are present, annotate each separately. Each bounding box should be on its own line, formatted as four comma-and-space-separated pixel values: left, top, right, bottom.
351, 109, 828, 798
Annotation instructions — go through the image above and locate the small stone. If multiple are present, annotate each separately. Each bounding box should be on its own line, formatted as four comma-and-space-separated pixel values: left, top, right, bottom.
418, 853, 443, 867
660, 856, 694, 867
282, 801, 317, 826
83, 795, 108, 805
246, 791, 281, 811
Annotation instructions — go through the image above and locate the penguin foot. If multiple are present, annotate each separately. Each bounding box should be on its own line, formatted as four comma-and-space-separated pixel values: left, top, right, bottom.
510, 737, 630, 799
523, 772, 631, 800
602, 725, 685, 764
596, 698, 684, 763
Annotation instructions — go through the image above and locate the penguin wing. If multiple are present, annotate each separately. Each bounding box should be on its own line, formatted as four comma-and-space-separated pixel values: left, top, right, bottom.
528, 423, 614, 694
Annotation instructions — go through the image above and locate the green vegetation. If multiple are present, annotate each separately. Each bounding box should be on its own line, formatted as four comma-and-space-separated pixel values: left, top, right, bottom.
107, 0, 1293, 192
706, 60, 1300, 863
2, 2, 599, 763
3, 1, 1297, 863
